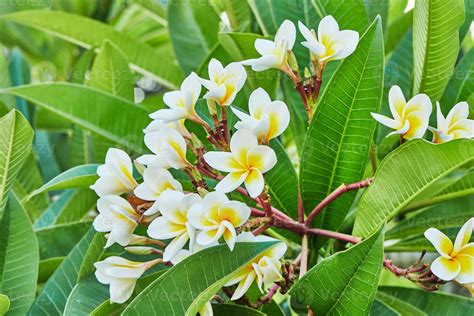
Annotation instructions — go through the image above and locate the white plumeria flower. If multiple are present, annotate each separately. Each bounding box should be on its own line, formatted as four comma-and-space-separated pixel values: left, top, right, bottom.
298, 16, 359, 63
231, 88, 290, 144
424, 218, 474, 284
133, 168, 183, 216
203, 129, 277, 198
200, 58, 247, 106
147, 190, 201, 261
144, 119, 191, 139
136, 126, 189, 169
188, 191, 251, 251
90, 148, 138, 197
149, 72, 201, 123
428, 102, 473, 143
95, 256, 154, 303
241, 20, 296, 71
93, 196, 139, 248
225, 232, 287, 300
371, 85, 432, 140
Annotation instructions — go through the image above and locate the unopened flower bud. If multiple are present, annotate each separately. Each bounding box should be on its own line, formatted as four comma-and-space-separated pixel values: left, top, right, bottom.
287, 50, 299, 72
125, 246, 158, 255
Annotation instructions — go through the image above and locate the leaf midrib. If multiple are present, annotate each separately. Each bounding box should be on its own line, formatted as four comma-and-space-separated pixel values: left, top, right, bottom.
0, 113, 16, 209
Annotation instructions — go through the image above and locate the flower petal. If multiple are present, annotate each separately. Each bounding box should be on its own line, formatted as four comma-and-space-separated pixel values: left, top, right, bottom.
331, 30, 359, 60
453, 218, 474, 255
430, 256, 460, 281
446, 101, 469, 127
244, 168, 264, 198
197, 226, 224, 246
275, 20, 296, 50
254, 38, 276, 56
403, 111, 430, 140
318, 15, 339, 44
248, 88, 272, 117
147, 216, 186, 240
203, 152, 244, 172
158, 190, 187, 224
222, 221, 237, 250
247, 145, 277, 173
230, 129, 258, 163
371, 112, 401, 130
216, 171, 248, 193
109, 279, 137, 304
459, 243, 474, 256
149, 108, 186, 123
298, 21, 315, 43
231, 270, 256, 300
424, 228, 453, 258
404, 93, 432, 117
218, 200, 251, 227
455, 254, 474, 284
163, 232, 190, 262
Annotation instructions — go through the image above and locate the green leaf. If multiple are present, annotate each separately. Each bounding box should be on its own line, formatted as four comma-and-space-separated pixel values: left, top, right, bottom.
387, 196, 473, 239
30, 163, 99, 197
0, 193, 39, 315
1, 83, 150, 153
38, 257, 64, 284
123, 241, 277, 315
265, 140, 298, 219
412, 0, 465, 101
364, 0, 389, 34
35, 189, 96, 228
312, 0, 370, 34
379, 286, 474, 314
300, 18, 384, 233
212, 304, 265, 315
0, 294, 10, 315
0, 10, 183, 89
290, 227, 384, 315
28, 229, 105, 316
168, 0, 220, 72
441, 48, 474, 114
375, 291, 427, 315
353, 139, 474, 237
36, 221, 92, 259
89, 40, 135, 101
370, 299, 400, 316
0, 110, 33, 212
0, 45, 15, 109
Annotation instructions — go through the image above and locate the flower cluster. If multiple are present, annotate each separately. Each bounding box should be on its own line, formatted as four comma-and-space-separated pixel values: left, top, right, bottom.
425, 218, 474, 295
371, 85, 473, 142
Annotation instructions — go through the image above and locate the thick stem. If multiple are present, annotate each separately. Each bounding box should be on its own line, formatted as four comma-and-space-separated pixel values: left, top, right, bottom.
272, 216, 361, 244
298, 184, 304, 223
299, 235, 309, 278
305, 178, 373, 227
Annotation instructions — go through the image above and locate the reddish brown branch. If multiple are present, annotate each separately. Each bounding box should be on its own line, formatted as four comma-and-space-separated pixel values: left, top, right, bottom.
305, 178, 373, 227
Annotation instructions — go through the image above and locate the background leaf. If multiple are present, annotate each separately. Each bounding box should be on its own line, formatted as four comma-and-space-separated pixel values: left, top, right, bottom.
0, 10, 183, 89
168, 0, 220, 72
0, 192, 39, 315
1, 83, 150, 153
354, 139, 474, 237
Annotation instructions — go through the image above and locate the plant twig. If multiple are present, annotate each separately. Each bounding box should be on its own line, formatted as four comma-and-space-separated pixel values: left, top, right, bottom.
299, 235, 309, 278
305, 178, 373, 227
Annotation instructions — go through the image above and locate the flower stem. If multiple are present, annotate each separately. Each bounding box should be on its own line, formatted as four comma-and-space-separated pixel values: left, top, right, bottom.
305, 178, 373, 227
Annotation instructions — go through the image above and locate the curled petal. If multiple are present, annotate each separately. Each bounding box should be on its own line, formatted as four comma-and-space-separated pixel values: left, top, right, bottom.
231, 270, 256, 300
403, 111, 429, 140
331, 30, 359, 60
109, 279, 137, 304
275, 20, 296, 50
147, 216, 186, 240
222, 221, 237, 251
388, 85, 406, 121
446, 102, 469, 127
218, 201, 251, 227
254, 38, 276, 55
318, 15, 339, 43
163, 232, 190, 262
